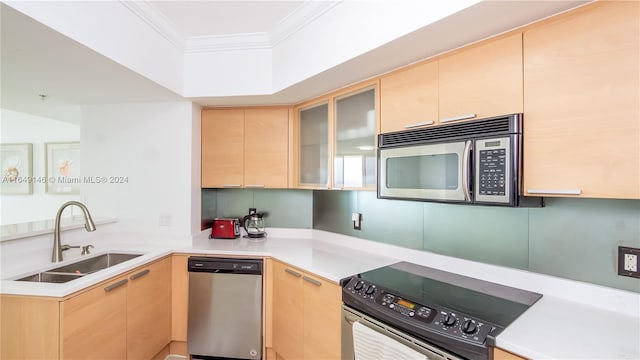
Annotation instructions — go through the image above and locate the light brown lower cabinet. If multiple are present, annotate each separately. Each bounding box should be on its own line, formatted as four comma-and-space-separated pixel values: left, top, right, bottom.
62, 256, 171, 360
271, 259, 341, 360
170, 254, 189, 344
0, 295, 59, 359
493, 347, 528, 360
125, 257, 171, 360
1, 256, 171, 360
61, 274, 128, 359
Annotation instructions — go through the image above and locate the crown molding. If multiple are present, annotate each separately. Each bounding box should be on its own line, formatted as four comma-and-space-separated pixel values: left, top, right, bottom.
269, 1, 341, 46
119, 0, 187, 51
185, 33, 272, 53
121, 0, 341, 53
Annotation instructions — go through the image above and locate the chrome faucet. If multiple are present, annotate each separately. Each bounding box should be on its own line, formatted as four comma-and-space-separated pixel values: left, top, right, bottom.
52, 201, 97, 262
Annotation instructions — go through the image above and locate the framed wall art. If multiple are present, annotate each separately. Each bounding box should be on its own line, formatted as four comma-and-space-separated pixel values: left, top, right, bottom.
46, 142, 80, 194
1, 143, 33, 195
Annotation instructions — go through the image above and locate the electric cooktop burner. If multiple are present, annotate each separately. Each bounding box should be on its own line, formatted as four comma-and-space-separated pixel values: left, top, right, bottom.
341, 262, 542, 360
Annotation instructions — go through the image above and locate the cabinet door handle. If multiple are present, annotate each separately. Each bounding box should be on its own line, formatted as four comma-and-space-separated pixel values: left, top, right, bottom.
527, 189, 582, 195
222, 184, 242, 188
303, 276, 322, 287
245, 184, 265, 188
403, 120, 434, 129
440, 114, 476, 123
104, 279, 128, 292
129, 269, 150, 281
284, 268, 302, 278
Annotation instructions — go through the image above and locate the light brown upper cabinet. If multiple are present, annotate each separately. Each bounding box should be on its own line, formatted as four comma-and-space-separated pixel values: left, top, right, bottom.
523, 1, 639, 199
293, 82, 378, 190
380, 60, 439, 133
202, 107, 290, 189
244, 108, 290, 188
202, 109, 245, 188
294, 101, 330, 189
438, 33, 523, 123
334, 87, 377, 189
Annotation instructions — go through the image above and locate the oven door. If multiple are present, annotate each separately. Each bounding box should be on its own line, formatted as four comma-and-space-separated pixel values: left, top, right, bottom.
378, 141, 472, 203
341, 305, 464, 360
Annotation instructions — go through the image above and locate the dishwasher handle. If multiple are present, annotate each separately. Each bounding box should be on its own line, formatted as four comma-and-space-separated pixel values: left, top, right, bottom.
188, 256, 263, 275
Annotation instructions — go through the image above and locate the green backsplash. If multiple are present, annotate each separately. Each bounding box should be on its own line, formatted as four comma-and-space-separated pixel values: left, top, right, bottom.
201, 188, 313, 229
313, 191, 640, 293
202, 188, 640, 293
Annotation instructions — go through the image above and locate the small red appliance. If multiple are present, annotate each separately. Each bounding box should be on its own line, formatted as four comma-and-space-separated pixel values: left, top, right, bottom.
210, 218, 240, 239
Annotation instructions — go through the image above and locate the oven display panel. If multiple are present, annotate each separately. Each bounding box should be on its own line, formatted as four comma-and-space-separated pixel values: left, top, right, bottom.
397, 298, 415, 309
380, 292, 435, 323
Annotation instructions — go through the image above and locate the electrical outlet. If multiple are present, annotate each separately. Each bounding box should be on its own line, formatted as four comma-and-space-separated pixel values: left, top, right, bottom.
624, 254, 638, 272
352, 212, 362, 230
618, 246, 640, 279
159, 213, 171, 227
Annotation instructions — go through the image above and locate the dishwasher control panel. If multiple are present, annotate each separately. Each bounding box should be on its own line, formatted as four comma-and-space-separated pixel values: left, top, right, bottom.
188, 256, 262, 274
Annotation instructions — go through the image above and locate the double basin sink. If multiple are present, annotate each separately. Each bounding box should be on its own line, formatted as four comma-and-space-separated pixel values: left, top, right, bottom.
16, 253, 142, 283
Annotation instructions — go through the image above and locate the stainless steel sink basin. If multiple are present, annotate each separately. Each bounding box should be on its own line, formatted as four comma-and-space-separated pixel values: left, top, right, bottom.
15, 252, 143, 283
17, 272, 85, 283
48, 253, 142, 275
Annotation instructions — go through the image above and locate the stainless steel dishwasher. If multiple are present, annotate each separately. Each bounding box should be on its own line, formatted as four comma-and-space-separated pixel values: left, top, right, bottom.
187, 256, 263, 360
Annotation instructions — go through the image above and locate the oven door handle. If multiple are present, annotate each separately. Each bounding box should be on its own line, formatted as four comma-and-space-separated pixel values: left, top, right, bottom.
462, 140, 472, 202
344, 313, 466, 360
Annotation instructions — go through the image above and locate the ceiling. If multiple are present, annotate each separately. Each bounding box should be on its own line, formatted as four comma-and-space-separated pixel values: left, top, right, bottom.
1, 1, 590, 124
150, 1, 304, 38
0, 3, 183, 124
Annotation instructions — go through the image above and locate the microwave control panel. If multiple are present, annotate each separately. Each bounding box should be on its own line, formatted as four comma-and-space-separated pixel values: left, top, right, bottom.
475, 137, 511, 204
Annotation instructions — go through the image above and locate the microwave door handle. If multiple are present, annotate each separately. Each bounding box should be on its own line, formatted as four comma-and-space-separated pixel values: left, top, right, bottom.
462, 140, 472, 202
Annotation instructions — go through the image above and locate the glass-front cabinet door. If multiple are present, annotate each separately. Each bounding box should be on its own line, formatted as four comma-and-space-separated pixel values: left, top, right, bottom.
334, 87, 377, 189
297, 103, 330, 187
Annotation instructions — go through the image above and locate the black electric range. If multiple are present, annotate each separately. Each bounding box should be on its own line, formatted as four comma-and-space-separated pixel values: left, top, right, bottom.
341, 262, 542, 360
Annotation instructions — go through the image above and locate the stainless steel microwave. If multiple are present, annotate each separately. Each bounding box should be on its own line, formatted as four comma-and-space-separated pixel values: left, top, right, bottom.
378, 114, 542, 207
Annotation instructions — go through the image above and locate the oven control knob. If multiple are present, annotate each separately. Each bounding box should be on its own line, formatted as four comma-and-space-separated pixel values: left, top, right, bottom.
443, 313, 457, 326
365, 285, 376, 295
354, 281, 365, 291
462, 320, 477, 334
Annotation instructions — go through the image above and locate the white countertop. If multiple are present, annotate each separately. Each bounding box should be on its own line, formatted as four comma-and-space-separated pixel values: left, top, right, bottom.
0, 228, 397, 297
497, 295, 640, 360
1, 227, 638, 359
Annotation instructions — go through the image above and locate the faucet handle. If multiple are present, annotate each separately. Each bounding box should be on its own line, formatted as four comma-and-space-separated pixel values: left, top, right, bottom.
60, 244, 81, 252
81, 245, 95, 255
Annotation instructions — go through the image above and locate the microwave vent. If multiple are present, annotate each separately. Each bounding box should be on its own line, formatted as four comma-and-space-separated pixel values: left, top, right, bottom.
379, 114, 521, 148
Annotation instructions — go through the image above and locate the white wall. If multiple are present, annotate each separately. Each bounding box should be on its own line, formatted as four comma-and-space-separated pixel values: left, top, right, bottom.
183, 48, 273, 97
81, 102, 197, 236
6, 0, 481, 99
190, 102, 202, 234
272, 0, 478, 92
4, 1, 184, 95
0, 109, 81, 224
